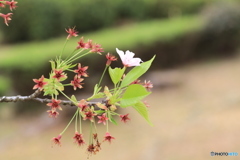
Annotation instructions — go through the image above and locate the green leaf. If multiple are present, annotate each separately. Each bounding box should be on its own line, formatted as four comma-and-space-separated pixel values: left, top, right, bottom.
43, 86, 59, 96
61, 63, 77, 70
93, 84, 102, 95
120, 55, 155, 88
50, 60, 55, 70
109, 95, 121, 105
43, 79, 59, 96
120, 84, 150, 108
88, 84, 104, 101
132, 101, 153, 126
108, 112, 118, 125
108, 67, 125, 85
70, 95, 78, 104
104, 86, 112, 99
109, 117, 118, 125
55, 81, 64, 91
94, 110, 105, 115
56, 57, 62, 68
89, 92, 105, 100
68, 63, 77, 69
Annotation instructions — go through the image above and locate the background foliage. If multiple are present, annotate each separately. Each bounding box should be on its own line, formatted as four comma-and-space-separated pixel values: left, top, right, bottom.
0, 0, 208, 43
1, 0, 240, 114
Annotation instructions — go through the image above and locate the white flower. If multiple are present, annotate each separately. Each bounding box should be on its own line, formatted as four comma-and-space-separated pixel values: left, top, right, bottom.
116, 48, 142, 67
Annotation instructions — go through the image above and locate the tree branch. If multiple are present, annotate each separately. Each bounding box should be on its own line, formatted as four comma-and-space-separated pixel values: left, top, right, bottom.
0, 89, 42, 102
0, 90, 99, 107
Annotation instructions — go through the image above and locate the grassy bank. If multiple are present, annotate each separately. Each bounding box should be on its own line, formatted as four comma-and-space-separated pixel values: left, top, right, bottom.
0, 15, 203, 94
0, 15, 203, 71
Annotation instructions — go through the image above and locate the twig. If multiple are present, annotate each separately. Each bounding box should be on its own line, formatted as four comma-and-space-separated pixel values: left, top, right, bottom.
0, 90, 100, 107
0, 89, 42, 102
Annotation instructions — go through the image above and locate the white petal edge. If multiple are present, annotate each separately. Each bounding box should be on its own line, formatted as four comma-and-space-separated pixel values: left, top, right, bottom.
125, 50, 135, 58
129, 58, 142, 66
116, 48, 125, 61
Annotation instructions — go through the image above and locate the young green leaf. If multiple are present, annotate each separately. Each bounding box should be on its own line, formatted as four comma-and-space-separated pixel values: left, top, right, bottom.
93, 84, 102, 95
87, 84, 104, 101
55, 81, 64, 91
120, 84, 150, 108
43, 79, 59, 96
120, 55, 155, 88
88, 92, 105, 100
109, 95, 121, 106
132, 101, 153, 126
43, 86, 59, 96
108, 67, 125, 85
108, 112, 118, 125
70, 95, 78, 104
94, 110, 105, 115
104, 86, 112, 99
109, 117, 118, 125
50, 60, 55, 70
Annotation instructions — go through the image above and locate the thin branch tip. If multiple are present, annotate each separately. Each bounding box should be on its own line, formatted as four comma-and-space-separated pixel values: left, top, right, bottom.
0, 90, 100, 108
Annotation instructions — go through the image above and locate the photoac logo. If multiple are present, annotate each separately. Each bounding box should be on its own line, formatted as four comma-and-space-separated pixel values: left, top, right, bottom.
210, 151, 238, 156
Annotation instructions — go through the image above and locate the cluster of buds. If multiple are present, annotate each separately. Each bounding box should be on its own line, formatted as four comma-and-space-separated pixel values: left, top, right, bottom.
87, 133, 101, 155
65, 27, 104, 54
76, 36, 104, 54
130, 79, 154, 91
0, 0, 17, 26
31, 27, 154, 156
73, 131, 85, 146
51, 97, 129, 156
33, 61, 90, 118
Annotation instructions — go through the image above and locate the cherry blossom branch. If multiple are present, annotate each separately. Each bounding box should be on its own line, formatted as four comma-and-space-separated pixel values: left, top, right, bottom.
0, 90, 99, 107
0, 89, 41, 102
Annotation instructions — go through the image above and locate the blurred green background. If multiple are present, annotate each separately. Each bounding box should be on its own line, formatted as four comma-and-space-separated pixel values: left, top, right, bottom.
1, 0, 240, 159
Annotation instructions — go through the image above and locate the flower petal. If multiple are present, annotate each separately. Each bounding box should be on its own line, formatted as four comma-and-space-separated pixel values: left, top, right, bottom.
116, 48, 142, 67
116, 48, 125, 61
130, 58, 142, 66
125, 50, 135, 59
